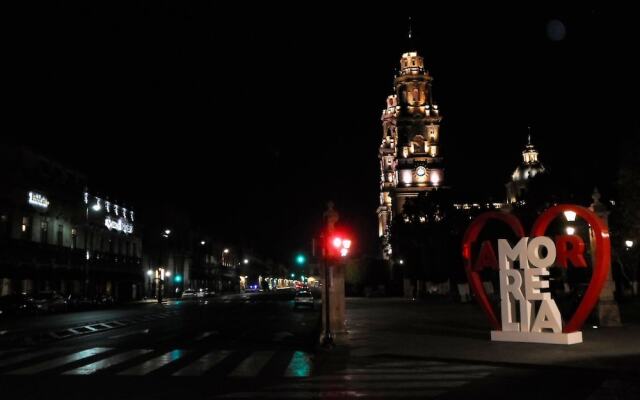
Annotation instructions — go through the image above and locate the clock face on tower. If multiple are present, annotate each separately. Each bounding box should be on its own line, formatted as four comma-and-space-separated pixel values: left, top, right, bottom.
416, 166, 426, 177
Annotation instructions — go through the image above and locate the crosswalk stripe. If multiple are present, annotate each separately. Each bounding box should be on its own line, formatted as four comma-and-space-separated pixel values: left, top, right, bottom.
6, 347, 111, 375
228, 351, 275, 377
62, 349, 153, 375
0, 348, 63, 369
284, 351, 312, 377
118, 349, 186, 376
172, 350, 231, 376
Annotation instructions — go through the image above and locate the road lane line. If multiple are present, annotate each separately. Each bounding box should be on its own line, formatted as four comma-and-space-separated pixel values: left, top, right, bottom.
228, 351, 275, 377
118, 349, 186, 375
63, 349, 153, 375
6, 347, 111, 375
172, 350, 231, 376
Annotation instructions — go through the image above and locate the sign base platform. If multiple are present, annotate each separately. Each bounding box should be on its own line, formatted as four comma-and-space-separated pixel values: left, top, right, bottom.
491, 330, 582, 345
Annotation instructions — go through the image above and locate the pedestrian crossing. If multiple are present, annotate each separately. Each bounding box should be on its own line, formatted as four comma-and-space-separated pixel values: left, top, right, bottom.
0, 346, 314, 378
0, 346, 501, 398
215, 359, 499, 399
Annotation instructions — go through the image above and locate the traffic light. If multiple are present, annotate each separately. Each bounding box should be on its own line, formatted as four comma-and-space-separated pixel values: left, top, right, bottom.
290, 273, 295, 279
328, 234, 352, 258
295, 254, 306, 266
174, 275, 182, 283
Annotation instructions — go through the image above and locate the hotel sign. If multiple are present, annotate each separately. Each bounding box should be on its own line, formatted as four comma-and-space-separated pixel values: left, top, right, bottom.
105, 216, 133, 234
28, 192, 50, 208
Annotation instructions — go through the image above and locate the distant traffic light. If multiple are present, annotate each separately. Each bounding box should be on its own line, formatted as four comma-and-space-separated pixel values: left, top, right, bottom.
295, 254, 306, 265
290, 273, 295, 279
174, 275, 182, 283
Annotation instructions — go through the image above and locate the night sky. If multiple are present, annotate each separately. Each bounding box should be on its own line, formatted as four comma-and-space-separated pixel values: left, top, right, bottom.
6, 4, 639, 261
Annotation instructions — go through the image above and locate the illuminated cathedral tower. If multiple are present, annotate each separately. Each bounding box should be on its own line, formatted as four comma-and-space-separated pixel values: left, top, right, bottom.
377, 49, 445, 259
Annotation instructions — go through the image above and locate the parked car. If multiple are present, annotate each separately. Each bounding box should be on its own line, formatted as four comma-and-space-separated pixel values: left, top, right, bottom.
32, 292, 68, 313
293, 290, 314, 309
0, 294, 36, 316
93, 294, 115, 307
197, 288, 215, 298
66, 294, 95, 310
181, 289, 197, 299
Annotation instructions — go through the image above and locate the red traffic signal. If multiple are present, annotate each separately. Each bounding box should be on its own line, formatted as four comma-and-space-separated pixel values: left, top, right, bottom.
328, 234, 352, 258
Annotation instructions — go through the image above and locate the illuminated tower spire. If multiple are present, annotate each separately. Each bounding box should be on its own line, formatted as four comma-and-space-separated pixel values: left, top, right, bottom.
377, 26, 446, 259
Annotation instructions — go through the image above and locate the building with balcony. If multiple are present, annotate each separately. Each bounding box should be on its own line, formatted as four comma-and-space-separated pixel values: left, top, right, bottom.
0, 146, 143, 300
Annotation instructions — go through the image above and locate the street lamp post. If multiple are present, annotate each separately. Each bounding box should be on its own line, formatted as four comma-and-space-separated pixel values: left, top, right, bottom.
158, 229, 171, 304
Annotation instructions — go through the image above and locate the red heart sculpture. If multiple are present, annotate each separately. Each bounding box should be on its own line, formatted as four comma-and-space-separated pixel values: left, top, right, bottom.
461, 204, 610, 333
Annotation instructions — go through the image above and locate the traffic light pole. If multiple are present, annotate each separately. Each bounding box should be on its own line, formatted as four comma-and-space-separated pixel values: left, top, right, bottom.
322, 235, 334, 348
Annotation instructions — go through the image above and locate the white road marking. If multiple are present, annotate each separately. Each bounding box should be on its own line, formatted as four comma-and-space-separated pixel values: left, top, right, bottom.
228, 351, 275, 377
284, 351, 313, 377
172, 350, 231, 376
6, 347, 111, 375
63, 349, 152, 375
118, 349, 186, 375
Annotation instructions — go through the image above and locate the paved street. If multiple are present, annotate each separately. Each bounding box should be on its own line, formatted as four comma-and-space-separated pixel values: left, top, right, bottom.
2, 295, 639, 399
0, 291, 321, 399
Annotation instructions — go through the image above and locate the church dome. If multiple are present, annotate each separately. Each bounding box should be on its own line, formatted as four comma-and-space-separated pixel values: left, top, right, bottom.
512, 162, 545, 182
511, 136, 546, 182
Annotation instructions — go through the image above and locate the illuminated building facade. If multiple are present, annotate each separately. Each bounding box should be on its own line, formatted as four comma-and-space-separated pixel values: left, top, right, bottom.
377, 50, 445, 258
0, 145, 143, 300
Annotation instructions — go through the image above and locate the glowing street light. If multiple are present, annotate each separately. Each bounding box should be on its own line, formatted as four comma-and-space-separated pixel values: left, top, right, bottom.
223, 248, 230, 254
243, 258, 249, 264
200, 240, 206, 245
147, 270, 153, 276
164, 229, 171, 235
399, 259, 404, 265
626, 240, 634, 249
165, 270, 171, 277
563, 210, 577, 222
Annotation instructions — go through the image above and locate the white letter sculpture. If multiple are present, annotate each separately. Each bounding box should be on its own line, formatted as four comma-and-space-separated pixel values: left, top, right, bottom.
491, 237, 583, 344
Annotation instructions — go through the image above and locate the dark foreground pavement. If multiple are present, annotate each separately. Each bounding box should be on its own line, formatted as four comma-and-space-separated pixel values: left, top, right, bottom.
307, 297, 640, 400
1, 295, 638, 399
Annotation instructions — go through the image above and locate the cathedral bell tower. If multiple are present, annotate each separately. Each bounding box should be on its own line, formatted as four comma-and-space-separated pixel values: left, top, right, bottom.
377, 47, 446, 259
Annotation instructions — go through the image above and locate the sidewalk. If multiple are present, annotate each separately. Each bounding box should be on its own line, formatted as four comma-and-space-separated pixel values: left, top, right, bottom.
324, 297, 640, 375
